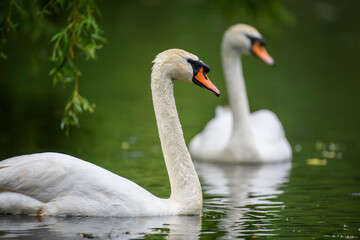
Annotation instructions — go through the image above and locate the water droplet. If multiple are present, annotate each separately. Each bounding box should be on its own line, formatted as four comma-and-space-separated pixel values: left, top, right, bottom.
315, 140, 325, 151
294, 144, 302, 152
307, 158, 327, 166
121, 141, 130, 150
329, 142, 338, 151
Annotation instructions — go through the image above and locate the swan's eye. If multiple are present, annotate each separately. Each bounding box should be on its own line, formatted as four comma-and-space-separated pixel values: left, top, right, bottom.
245, 34, 266, 46
187, 59, 210, 75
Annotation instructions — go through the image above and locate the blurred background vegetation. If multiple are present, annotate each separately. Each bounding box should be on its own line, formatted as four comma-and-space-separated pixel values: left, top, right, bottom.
0, 0, 294, 133
1, 0, 105, 133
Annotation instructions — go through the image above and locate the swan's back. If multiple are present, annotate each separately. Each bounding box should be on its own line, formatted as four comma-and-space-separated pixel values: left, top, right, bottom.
250, 109, 285, 142
189, 106, 232, 160
0, 153, 170, 216
0, 153, 135, 202
250, 110, 292, 162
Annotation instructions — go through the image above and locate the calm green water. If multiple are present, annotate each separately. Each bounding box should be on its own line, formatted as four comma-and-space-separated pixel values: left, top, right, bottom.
1, 0, 360, 239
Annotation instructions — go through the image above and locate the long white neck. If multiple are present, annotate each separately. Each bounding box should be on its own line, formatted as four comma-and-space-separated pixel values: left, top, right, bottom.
221, 45, 253, 144
151, 65, 202, 214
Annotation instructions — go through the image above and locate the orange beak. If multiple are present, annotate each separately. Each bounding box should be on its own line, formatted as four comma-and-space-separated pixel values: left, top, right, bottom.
251, 42, 274, 66
194, 67, 220, 97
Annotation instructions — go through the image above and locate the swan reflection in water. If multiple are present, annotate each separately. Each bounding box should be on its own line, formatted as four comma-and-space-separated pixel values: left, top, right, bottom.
0, 214, 201, 239
195, 160, 291, 238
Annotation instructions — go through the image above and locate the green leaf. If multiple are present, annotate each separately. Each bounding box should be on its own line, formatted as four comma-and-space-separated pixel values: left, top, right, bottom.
0, 52, 8, 60
44, 0, 107, 133
50, 32, 63, 42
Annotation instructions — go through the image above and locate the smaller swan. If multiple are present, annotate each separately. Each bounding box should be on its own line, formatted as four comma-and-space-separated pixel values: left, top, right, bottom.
189, 24, 292, 163
0, 49, 220, 217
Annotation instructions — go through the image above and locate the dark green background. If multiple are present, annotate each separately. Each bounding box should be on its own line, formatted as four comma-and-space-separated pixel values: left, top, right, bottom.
0, 0, 359, 239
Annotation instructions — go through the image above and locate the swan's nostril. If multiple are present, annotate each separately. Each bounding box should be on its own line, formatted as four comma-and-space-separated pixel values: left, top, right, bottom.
202, 71, 208, 80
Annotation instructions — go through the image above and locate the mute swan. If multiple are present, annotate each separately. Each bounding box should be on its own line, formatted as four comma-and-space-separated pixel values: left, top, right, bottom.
189, 24, 292, 163
0, 49, 220, 217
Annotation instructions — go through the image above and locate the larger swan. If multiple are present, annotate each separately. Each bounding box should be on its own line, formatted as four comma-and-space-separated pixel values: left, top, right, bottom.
0, 49, 220, 217
189, 24, 292, 163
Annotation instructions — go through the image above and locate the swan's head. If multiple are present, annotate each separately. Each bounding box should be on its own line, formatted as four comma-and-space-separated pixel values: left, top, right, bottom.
153, 49, 220, 96
222, 24, 274, 66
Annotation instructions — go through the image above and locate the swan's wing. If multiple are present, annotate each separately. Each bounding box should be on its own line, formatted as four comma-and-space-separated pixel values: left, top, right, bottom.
0, 153, 78, 202
250, 109, 292, 161
0, 153, 123, 202
250, 109, 286, 142
189, 106, 232, 159
0, 153, 163, 216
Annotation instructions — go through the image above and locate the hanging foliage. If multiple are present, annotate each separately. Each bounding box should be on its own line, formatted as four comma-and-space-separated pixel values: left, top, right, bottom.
45, 0, 106, 134
0, 0, 106, 134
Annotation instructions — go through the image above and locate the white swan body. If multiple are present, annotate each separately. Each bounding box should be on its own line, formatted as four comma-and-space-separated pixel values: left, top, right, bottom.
0, 49, 220, 217
189, 24, 292, 163
0, 153, 173, 216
